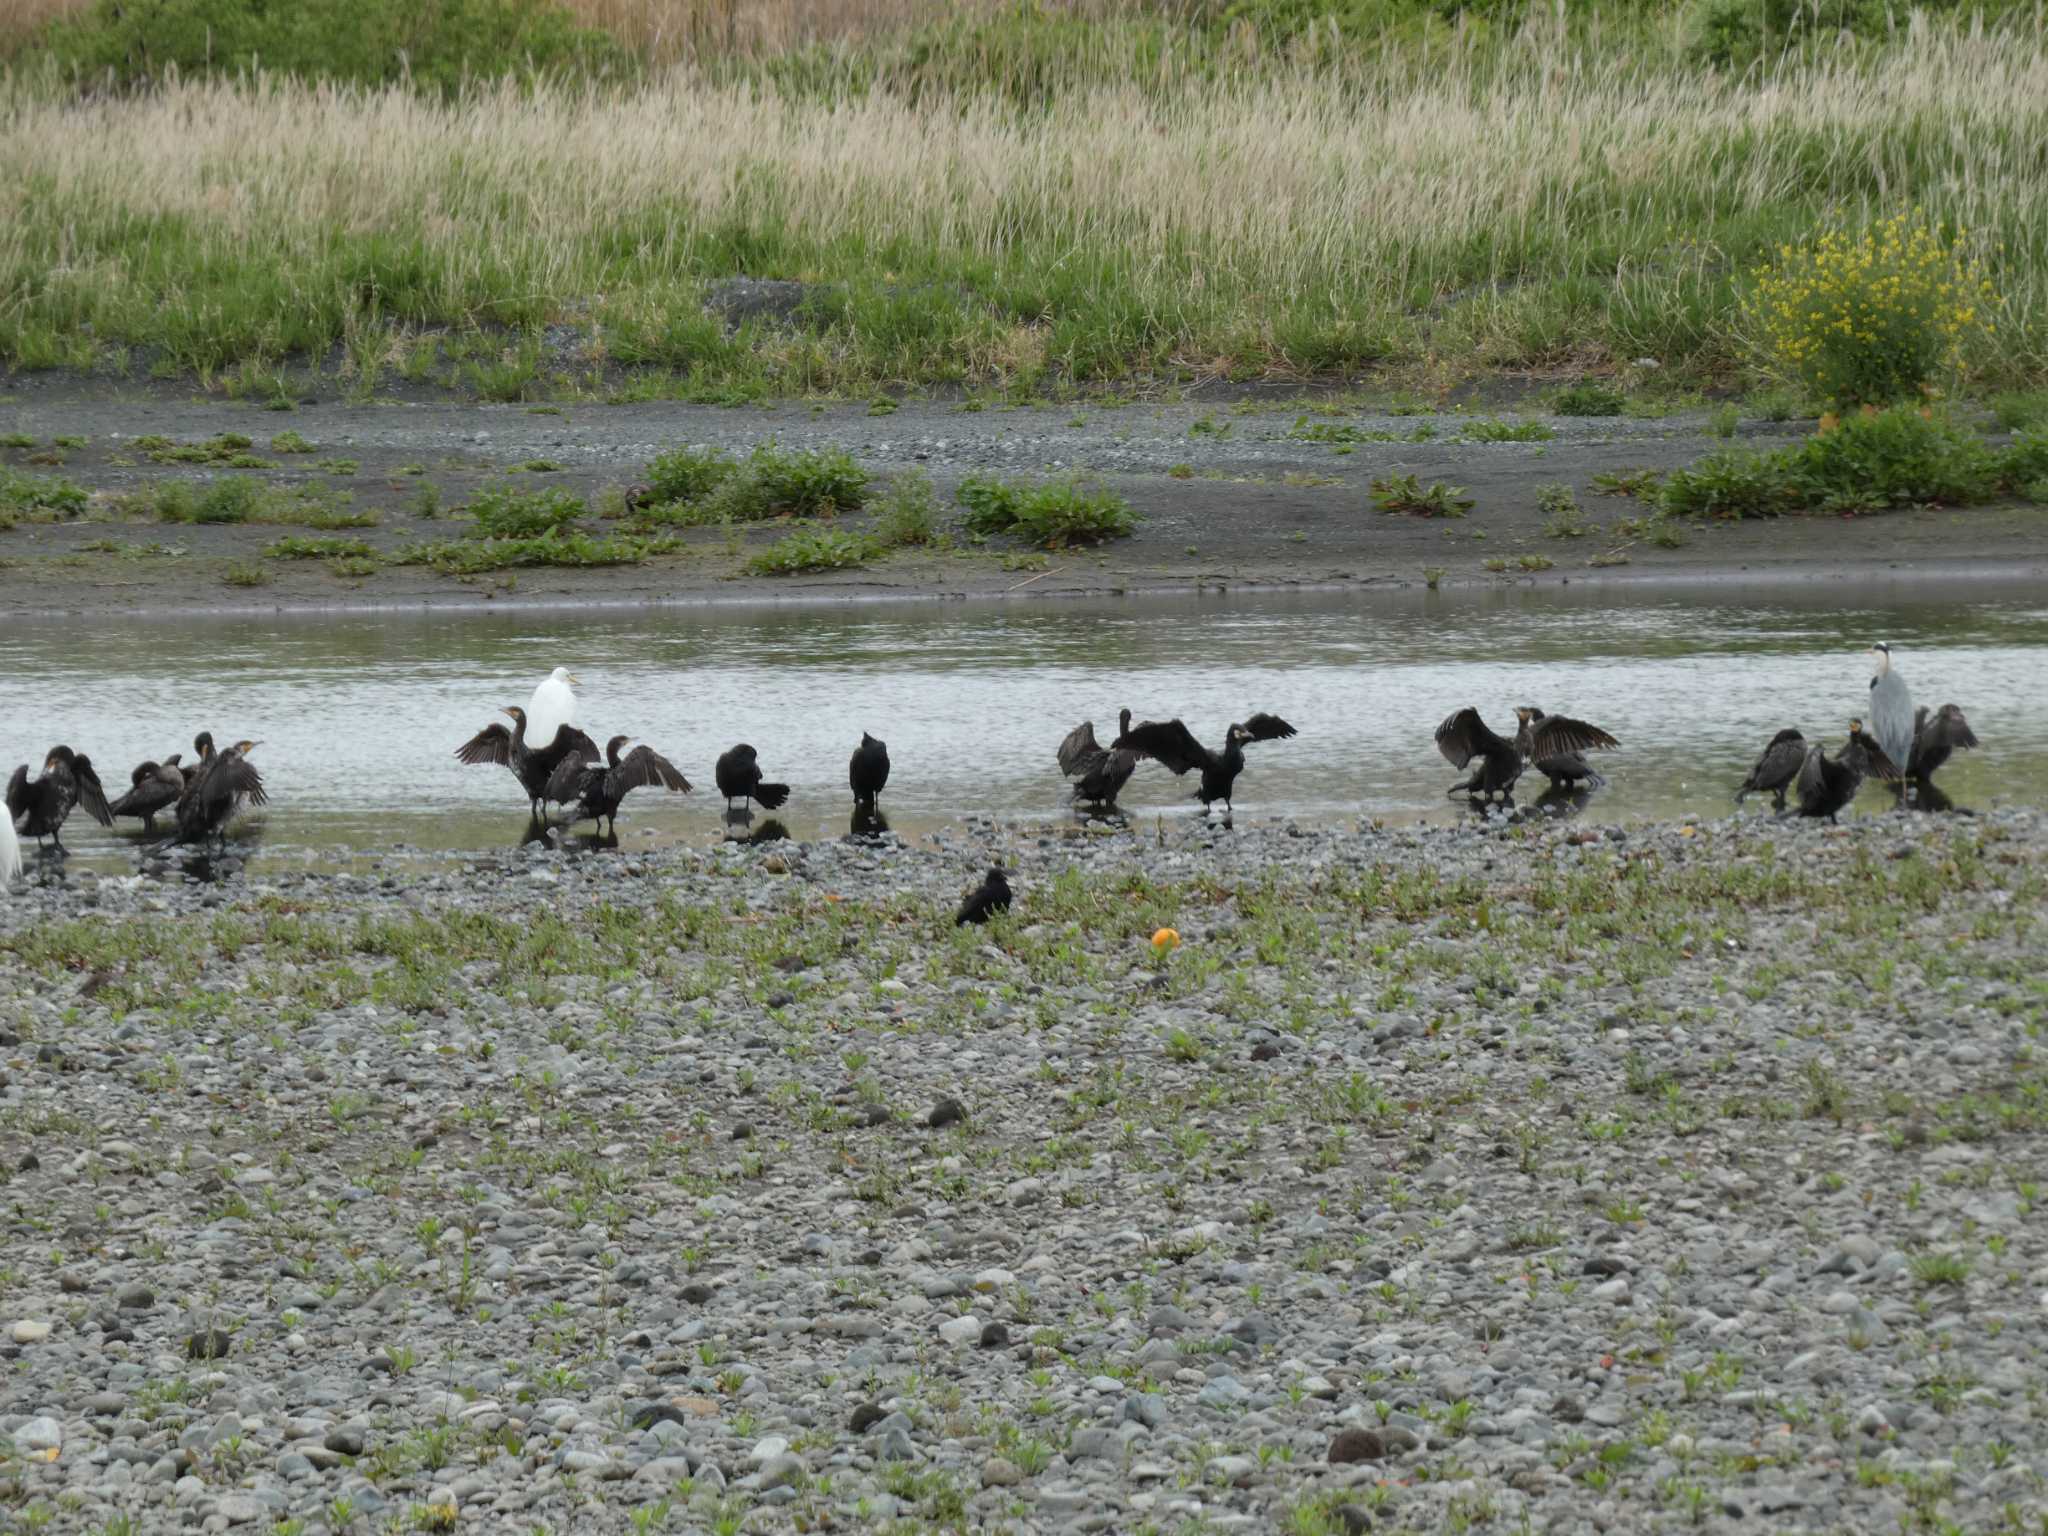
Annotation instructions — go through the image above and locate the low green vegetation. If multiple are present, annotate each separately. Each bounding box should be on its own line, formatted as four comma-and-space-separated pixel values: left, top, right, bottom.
34, 0, 632, 95
1551, 382, 1627, 417
1661, 408, 2046, 519
956, 474, 1138, 548
134, 432, 271, 468
746, 527, 880, 576
264, 536, 377, 560
635, 443, 870, 525
390, 529, 673, 574
1371, 475, 1473, 518
0, 464, 89, 522
1458, 419, 1554, 444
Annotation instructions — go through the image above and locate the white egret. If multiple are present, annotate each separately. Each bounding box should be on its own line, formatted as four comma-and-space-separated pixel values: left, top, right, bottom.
1, 805, 19, 885
526, 668, 580, 752
1866, 643, 1915, 794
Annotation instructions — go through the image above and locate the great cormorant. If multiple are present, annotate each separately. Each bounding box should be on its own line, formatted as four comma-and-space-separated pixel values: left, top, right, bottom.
1790, 719, 1899, 822
1435, 708, 1615, 801
7, 746, 113, 851
849, 733, 891, 809
1113, 713, 1296, 816
1514, 706, 1619, 789
176, 740, 266, 844
1907, 703, 1977, 788
1737, 729, 1807, 810
715, 745, 791, 812
456, 706, 599, 819
545, 735, 691, 836
1057, 708, 1139, 806
109, 754, 187, 833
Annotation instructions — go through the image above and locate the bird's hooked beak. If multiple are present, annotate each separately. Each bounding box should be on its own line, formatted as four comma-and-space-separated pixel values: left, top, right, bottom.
1849, 717, 1864, 732
238, 740, 262, 755
1513, 706, 1533, 724
500, 707, 519, 719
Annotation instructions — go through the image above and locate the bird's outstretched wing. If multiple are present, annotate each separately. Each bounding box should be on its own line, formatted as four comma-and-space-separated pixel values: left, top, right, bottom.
1794, 744, 1827, 804
456, 722, 513, 766
1057, 721, 1104, 778
544, 755, 600, 805
1239, 713, 1298, 744
216, 755, 269, 808
1434, 708, 1506, 770
72, 756, 115, 826
613, 746, 691, 797
1528, 715, 1619, 759
1857, 736, 1903, 783
1112, 719, 1210, 776
7, 764, 30, 820
536, 725, 601, 768
1925, 704, 1978, 755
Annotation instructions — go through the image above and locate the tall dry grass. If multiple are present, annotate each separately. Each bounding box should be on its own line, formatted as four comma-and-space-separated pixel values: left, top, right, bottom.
2, 22, 2044, 385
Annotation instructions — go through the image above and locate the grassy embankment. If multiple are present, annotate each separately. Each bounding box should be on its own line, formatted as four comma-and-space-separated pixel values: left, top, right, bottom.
2, 0, 2047, 402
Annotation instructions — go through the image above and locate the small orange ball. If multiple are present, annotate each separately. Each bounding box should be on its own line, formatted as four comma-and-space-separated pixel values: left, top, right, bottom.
1151, 927, 1182, 952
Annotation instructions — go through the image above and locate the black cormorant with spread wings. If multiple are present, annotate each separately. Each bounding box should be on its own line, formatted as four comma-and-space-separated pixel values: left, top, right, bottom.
1112, 713, 1296, 816
456, 705, 599, 819
1057, 708, 1138, 806
7, 746, 113, 851
546, 735, 691, 836
1435, 707, 1616, 801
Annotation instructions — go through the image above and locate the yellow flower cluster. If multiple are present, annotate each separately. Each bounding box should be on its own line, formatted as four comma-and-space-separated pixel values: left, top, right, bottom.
1744, 211, 1997, 409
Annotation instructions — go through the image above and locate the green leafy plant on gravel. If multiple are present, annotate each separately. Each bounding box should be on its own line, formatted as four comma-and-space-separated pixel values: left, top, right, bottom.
1537, 483, 1588, 537
1551, 381, 1627, 417
391, 530, 674, 574
1371, 474, 1473, 518
745, 527, 880, 576
957, 474, 1137, 547
1660, 407, 2039, 519
0, 466, 90, 522
1458, 419, 1555, 443
640, 442, 869, 523
872, 470, 943, 548
264, 537, 377, 560
466, 485, 585, 539
135, 432, 271, 468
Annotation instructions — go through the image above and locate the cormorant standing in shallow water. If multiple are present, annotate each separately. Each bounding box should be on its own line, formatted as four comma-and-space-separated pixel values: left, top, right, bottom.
1789, 719, 1898, 823
1907, 703, 1977, 790
1058, 709, 1138, 806
715, 745, 790, 812
176, 740, 267, 845
956, 867, 1012, 926
849, 733, 890, 809
1737, 729, 1807, 810
1112, 713, 1296, 817
110, 754, 186, 833
546, 735, 690, 836
1514, 706, 1619, 789
1435, 708, 1615, 801
7, 746, 113, 851
456, 706, 599, 819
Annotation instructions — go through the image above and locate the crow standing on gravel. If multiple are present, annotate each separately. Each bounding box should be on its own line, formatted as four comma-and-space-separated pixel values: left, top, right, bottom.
955, 867, 1012, 926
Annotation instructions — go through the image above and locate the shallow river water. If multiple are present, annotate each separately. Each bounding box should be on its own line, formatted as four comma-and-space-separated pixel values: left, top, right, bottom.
5, 581, 2044, 872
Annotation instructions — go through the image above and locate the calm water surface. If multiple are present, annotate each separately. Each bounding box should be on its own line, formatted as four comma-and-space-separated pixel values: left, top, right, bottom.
5, 583, 2043, 874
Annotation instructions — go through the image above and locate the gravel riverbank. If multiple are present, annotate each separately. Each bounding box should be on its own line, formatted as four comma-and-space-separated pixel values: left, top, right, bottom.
2, 811, 2044, 1535
5, 389, 2045, 615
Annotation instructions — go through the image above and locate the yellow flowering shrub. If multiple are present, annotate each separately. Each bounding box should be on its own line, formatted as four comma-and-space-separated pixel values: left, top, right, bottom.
1745, 212, 1996, 409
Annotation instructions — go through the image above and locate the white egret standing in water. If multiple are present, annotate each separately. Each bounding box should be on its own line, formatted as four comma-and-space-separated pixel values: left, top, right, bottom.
526, 668, 580, 751
1, 804, 19, 885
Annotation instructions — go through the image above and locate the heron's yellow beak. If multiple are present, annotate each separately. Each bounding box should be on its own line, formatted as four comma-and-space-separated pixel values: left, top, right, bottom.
567, 674, 581, 686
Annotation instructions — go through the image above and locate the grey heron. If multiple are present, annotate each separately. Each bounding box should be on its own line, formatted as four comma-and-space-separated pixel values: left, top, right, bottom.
1866, 644, 1915, 799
